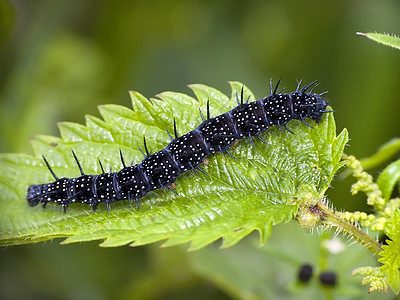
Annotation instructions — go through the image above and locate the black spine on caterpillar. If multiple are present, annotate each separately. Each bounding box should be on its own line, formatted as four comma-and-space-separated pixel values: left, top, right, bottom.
26, 80, 329, 212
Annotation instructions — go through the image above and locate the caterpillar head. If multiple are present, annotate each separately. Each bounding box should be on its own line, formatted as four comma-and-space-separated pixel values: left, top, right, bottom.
293, 92, 329, 123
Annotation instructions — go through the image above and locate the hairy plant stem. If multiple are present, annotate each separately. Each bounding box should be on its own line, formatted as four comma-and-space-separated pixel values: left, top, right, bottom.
317, 201, 382, 255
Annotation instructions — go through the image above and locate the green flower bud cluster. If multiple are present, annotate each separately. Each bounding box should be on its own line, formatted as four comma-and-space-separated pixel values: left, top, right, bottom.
340, 211, 386, 232
344, 154, 386, 211
352, 266, 388, 293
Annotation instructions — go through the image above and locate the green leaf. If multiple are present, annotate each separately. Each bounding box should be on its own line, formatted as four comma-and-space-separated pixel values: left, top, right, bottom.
356, 32, 400, 50
360, 138, 400, 170
0, 82, 347, 248
376, 159, 400, 201
379, 209, 400, 294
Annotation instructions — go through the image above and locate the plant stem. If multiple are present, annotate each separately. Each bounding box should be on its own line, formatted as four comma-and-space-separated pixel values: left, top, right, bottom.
317, 201, 382, 255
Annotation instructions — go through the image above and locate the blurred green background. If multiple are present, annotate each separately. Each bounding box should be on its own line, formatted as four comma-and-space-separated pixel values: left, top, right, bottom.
1, 0, 399, 299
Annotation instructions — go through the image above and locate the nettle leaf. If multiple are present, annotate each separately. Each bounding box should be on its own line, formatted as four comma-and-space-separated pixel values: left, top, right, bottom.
379, 209, 400, 294
377, 159, 400, 201
360, 138, 400, 170
356, 32, 400, 50
0, 82, 347, 248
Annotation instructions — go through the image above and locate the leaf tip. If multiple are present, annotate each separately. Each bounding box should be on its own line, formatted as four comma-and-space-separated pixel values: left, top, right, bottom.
128, 90, 140, 99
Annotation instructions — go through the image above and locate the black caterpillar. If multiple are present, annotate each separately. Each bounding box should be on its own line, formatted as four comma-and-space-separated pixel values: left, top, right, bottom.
27, 80, 330, 212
